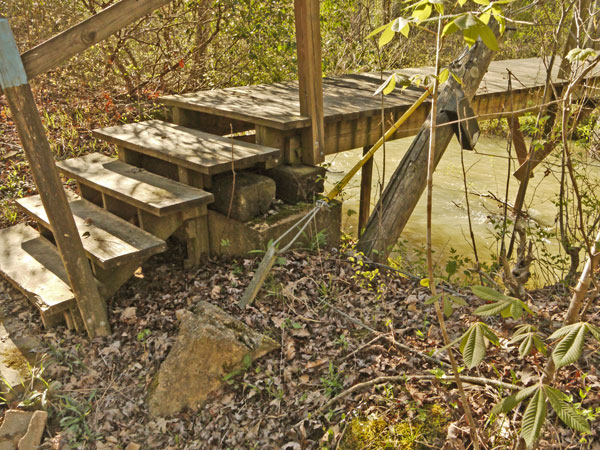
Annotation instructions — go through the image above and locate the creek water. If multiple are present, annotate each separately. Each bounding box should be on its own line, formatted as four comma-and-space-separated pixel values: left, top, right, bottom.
324, 134, 582, 285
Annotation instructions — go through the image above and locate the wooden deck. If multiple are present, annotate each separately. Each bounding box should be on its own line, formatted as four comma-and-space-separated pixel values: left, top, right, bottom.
160, 57, 600, 163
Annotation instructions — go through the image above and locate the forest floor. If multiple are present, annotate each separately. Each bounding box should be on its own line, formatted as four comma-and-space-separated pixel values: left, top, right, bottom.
0, 241, 599, 449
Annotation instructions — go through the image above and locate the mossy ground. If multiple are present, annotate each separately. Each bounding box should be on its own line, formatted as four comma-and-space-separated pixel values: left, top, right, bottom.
340, 403, 449, 450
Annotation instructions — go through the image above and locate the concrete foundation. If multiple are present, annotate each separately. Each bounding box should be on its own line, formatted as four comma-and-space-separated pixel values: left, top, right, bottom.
208, 200, 342, 256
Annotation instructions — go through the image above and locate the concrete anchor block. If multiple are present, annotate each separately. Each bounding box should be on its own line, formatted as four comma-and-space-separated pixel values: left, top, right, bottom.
210, 172, 276, 222
266, 164, 326, 204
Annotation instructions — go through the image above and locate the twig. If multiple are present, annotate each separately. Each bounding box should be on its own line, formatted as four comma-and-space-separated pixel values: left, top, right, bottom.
317, 373, 519, 414
227, 123, 236, 219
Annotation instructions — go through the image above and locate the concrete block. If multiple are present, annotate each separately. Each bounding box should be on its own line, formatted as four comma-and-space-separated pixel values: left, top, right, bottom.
210, 172, 276, 222
266, 164, 326, 204
208, 200, 342, 256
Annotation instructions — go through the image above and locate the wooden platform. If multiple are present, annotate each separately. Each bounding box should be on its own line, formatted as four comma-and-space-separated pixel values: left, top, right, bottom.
160, 57, 600, 161
0, 224, 75, 324
92, 120, 281, 175
16, 193, 167, 269
57, 153, 214, 216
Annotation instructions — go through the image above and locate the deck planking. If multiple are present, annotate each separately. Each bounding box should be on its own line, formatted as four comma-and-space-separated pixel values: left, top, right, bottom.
16, 192, 167, 269
92, 120, 281, 175
160, 57, 578, 131
57, 153, 214, 216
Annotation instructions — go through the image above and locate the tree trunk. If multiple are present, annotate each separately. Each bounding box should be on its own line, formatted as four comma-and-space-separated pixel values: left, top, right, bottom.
357, 29, 499, 260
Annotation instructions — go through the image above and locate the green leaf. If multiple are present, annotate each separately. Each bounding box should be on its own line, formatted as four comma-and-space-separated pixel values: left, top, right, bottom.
391, 17, 411, 38
480, 11, 491, 24
367, 22, 389, 39
374, 73, 397, 96
424, 293, 443, 305
552, 322, 588, 368
459, 322, 490, 368
450, 71, 463, 85
379, 24, 395, 47
543, 385, 590, 433
473, 301, 509, 316
442, 18, 460, 37
438, 68, 449, 85
443, 297, 453, 318
588, 324, 600, 342
412, 2, 432, 23
491, 384, 538, 415
448, 294, 468, 306
470, 286, 514, 302
491, 5, 506, 34
473, 0, 490, 4
520, 388, 547, 448
477, 22, 499, 51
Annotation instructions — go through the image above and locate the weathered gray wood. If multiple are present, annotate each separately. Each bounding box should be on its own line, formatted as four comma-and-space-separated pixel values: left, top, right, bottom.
56, 153, 214, 216
20, 0, 173, 80
294, 0, 325, 165
0, 224, 75, 323
16, 192, 167, 269
0, 21, 110, 337
93, 120, 281, 175
358, 32, 500, 260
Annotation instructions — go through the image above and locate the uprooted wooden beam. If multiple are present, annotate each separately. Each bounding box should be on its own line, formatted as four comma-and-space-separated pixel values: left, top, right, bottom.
0, 19, 110, 337
357, 30, 500, 260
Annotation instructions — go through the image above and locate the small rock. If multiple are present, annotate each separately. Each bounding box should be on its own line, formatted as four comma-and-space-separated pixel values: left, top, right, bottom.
120, 307, 137, 321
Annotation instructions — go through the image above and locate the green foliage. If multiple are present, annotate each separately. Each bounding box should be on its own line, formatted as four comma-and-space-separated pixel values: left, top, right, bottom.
471, 285, 533, 319
320, 362, 344, 398
549, 322, 600, 369
511, 324, 547, 358
459, 322, 499, 368
55, 390, 100, 446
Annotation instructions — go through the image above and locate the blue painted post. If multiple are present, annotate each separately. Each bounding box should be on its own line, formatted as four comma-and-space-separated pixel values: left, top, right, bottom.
0, 18, 110, 337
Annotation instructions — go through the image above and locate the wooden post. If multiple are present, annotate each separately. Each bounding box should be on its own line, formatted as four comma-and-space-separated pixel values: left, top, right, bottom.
358, 145, 373, 236
0, 19, 110, 337
294, 0, 325, 165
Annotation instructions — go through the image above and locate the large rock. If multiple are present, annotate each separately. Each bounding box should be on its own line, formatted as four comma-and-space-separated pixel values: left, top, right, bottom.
0, 409, 47, 450
147, 302, 278, 417
208, 200, 342, 257
266, 164, 326, 204
210, 171, 276, 222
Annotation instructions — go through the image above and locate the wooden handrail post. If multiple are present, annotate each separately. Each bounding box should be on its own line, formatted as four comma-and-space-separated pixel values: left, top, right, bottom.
294, 0, 325, 165
0, 19, 111, 337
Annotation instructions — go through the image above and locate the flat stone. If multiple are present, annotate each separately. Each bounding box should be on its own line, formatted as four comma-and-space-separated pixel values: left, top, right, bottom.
208, 200, 342, 256
147, 302, 278, 417
266, 164, 326, 204
0, 410, 34, 450
210, 171, 276, 222
17, 410, 47, 450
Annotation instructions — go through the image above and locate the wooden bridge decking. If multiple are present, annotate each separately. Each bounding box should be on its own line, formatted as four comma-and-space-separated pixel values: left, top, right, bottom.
161, 57, 600, 164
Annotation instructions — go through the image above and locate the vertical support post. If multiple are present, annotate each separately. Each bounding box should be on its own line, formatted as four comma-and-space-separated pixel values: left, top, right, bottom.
0, 19, 110, 337
294, 0, 325, 166
358, 145, 373, 237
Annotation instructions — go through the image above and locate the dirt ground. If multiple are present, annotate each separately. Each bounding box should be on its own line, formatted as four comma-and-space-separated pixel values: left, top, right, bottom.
0, 240, 598, 449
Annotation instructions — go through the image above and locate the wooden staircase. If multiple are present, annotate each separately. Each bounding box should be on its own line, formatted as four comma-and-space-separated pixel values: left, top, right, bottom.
0, 119, 281, 330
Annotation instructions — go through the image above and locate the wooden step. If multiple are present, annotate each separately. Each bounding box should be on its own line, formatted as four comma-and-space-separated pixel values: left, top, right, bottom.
15, 193, 167, 270
92, 120, 281, 175
56, 153, 214, 216
0, 224, 75, 325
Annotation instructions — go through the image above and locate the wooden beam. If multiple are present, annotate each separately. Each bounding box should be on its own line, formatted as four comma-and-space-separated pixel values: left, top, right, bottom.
358, 145, 373, 237
294, 0, 325, 165
357, 29, 499, 260
0, 19, 110, 337
508, 115, 528, 165
20, 0, 173, 80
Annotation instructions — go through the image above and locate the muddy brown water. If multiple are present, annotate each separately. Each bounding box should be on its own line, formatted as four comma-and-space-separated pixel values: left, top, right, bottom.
324, 135, 594, 286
